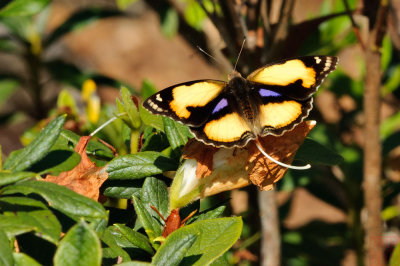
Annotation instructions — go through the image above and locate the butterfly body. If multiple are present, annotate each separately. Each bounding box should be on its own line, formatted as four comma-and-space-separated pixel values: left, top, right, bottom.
143, 56, 338, 148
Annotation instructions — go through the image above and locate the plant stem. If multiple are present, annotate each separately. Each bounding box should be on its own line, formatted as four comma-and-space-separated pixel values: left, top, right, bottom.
24, 46, 46, 119
258, 190, 280, 266
362, 0, 388, 265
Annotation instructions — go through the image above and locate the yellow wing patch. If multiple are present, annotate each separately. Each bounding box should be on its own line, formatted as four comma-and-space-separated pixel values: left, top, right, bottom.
247, 59, 316, 88
169, 81, 225, 119
259, 101, 302, 128
204, 113, 251, 142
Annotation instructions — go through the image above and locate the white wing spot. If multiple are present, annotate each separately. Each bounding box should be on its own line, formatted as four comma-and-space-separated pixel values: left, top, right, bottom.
156, 94, 163, 102
314, 57, 321, 64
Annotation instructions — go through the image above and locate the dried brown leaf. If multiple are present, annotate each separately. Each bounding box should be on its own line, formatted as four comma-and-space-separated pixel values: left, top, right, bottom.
43, 136, 109, 201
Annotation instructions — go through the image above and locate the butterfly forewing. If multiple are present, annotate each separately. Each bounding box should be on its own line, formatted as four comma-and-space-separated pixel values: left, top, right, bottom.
143, 80, 226, 127
247, 56, 338, 100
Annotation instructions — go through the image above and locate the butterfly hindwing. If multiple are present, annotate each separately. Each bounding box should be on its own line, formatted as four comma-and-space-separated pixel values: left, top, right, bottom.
143, 80, 226, 127
247, 56, 338, 100
251, 86, 313, 136
189, 93, 255, 148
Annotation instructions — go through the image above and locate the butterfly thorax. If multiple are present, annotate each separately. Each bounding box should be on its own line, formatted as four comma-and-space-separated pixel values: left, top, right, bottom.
227, 76, 258, 124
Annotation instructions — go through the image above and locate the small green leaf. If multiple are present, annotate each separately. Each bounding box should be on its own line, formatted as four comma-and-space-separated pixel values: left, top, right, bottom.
390, 241, 400, 266
0, 197, 61, 244
162, 117, 190, 157
54, 221, 101, 266
139, 106, 164, 132
187, 205, 226, 224
13, 253, 41, 266
4, 116, 66, 172
156, 217, 242, 266
1, 181, 107, 220
141, 79, 158, 100
101, 228, 131, 262
107, 151, 177, 179
0, 79, 18, 106
102, 180, 143, 199
0, 172, 36, 186
117, 86, 141, 130
57, 89, 79, 116
152, 233, 198, 266
295, 138, 343, 165
113, 224, 154, 255
132, 196, 162, 248
0, 229, 13, 266
141, 177, 169, 224
116, 0, 138, 10
381, 111, 400, 139
117, 262, 151, 266
0, 0, 50, 17
161, 8, 179, 38
184, 0, 207, 30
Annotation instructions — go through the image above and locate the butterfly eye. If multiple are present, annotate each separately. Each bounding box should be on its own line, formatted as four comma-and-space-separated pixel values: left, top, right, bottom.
259, 88, 281, 97
212, 98, 228, 114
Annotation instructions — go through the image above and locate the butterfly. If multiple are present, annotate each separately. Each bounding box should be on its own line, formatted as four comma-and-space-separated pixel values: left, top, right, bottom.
143, 56, 338, 148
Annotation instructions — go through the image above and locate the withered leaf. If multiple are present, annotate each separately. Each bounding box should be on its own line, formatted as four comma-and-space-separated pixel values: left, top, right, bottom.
43, 136, 109, 201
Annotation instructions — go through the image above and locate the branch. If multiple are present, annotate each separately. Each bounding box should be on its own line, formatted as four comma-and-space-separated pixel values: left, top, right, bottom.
362, 0, 388, 265
258, 190, 280, 266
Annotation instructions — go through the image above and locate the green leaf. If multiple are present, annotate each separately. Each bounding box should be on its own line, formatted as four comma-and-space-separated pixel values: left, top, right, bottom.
101, 228, 131, 262
113, 224, 154, 255
54, 221, 101, 266
187, 205, 226, 224
117, 262, 151, 266
155, 217, 242, 266
152, 233, 198, 266
162, 117, 190, 157
0, 171, 36, 186
0, 229, 13, 266
141, 177, 169, 225
116, 86, 141, 130
140, 79, 158, 100
102, 180, 143, 199
381, 111, 400, 139
28, 149, 81, 175
1, 181, 107, 220
12, 253, 41, 266
44, 8, 123, 47
0, 197, 61, 244
4, 116, 66, 172
161, 8, 179, 38
0, 79, 18, 107
139, 106, 164, 132
116, 0, 138, 10
132, 196, 162, 248
0, 0, 50, 17
107, 151, 177, 179
390, 241, 400, 266
184, 0, 207, 30
295, 138, 343, 165
59, 130, 114, 160
57, 89, 79, 116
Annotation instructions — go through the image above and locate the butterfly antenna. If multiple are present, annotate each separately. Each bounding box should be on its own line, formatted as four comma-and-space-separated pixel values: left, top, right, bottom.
255, 141, 311, 170
196, 46, 220, 64
233, 38, 246, 71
